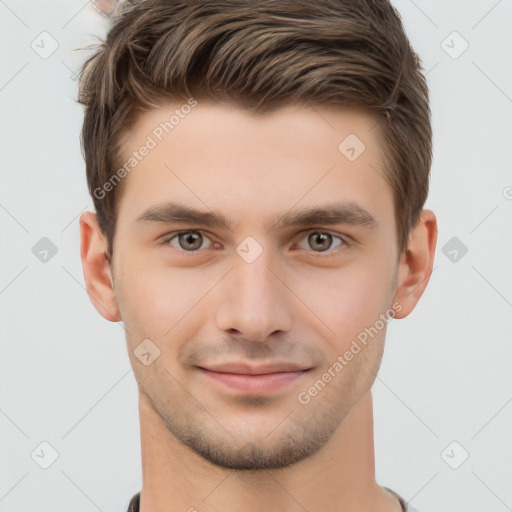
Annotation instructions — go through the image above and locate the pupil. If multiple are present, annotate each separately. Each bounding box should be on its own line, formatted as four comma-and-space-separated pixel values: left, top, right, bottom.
181, 232, 201, 250
311, 232, 331, 251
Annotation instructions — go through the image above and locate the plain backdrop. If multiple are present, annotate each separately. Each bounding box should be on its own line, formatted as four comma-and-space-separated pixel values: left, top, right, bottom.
0, 1, 511, 511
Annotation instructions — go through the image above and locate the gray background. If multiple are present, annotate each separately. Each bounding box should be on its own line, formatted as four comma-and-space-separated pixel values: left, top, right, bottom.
1, 0, 511, 510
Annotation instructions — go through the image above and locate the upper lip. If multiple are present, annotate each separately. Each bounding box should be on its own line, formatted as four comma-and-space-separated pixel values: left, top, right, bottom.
198, 362, 312, 375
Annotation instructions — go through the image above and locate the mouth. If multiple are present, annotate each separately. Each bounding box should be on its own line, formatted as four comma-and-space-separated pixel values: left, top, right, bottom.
196, 363, 313, 394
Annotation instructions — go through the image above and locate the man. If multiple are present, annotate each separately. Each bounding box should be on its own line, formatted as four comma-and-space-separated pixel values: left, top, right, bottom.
77, 0, 437, 510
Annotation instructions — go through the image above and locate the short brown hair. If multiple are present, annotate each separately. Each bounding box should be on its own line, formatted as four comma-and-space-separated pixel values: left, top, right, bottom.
77, 0, 432, 258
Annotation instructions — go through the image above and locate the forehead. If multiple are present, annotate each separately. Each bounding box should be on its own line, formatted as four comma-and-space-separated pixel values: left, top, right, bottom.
115, 99, 394, 234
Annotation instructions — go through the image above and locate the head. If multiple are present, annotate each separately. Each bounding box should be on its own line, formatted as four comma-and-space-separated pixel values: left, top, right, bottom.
78, 0, 437, 470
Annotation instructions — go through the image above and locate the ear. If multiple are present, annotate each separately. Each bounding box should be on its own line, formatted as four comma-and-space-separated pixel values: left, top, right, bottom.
392, 209, 437, 319
79, 211, 121, 322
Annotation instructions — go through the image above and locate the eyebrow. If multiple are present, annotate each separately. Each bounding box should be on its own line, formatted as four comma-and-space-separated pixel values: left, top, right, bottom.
135, 201, 379, 231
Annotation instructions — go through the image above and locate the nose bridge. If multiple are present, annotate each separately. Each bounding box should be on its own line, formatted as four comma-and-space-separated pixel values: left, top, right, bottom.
215, 242, 293, 341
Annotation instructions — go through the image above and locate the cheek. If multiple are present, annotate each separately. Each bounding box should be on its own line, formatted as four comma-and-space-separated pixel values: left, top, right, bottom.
305, 263, 393, 345
113, 262, 213, 339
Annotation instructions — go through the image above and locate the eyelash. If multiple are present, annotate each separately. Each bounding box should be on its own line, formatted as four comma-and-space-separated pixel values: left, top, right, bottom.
158, 229, 351, 257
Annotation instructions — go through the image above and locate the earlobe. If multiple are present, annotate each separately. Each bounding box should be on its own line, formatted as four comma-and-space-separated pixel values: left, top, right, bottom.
392, 209, 438, 319
79, 211, 121, 322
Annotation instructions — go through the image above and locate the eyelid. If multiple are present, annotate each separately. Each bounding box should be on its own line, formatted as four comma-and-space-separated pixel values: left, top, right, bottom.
159, 228, 352, 255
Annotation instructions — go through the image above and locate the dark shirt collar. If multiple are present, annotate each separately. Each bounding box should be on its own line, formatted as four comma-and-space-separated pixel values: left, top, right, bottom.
127, 488, 409, 511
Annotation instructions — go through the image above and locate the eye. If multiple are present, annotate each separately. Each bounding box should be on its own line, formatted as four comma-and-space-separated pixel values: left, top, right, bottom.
159, 229, 349, 256
295, 230, 348, 254
160, 230, 215, 253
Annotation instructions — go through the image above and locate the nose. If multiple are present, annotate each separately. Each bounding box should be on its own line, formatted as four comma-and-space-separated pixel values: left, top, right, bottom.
215, 247, 294, 342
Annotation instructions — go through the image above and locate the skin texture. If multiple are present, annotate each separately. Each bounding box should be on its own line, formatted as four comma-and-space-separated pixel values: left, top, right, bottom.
80, 100, 437, 512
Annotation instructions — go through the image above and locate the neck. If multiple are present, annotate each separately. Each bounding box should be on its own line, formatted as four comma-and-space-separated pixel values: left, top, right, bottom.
137, 390, 402, 512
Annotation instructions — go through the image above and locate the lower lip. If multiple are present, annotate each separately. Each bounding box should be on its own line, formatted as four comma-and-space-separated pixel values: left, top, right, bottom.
199, 369, 308, 393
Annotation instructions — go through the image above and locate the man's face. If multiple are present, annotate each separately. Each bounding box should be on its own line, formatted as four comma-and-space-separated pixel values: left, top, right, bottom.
110, 100, 400, 469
